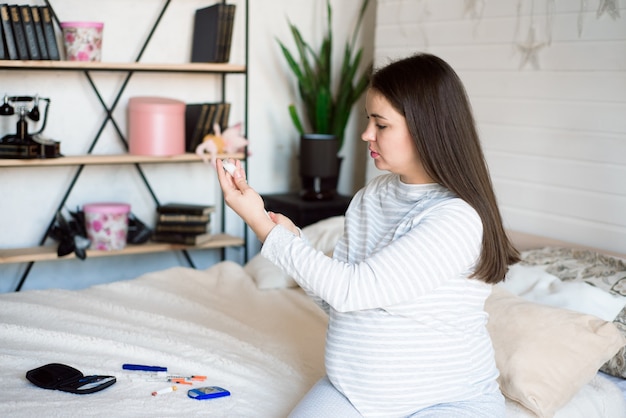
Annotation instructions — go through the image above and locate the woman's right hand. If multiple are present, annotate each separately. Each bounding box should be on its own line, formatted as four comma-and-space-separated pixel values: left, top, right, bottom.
216, 159, 276, 242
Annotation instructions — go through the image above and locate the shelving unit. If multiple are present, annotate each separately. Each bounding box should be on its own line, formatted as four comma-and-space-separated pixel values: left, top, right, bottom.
0, 234, 244, 265
0, 152, 245, 167
0, 60, 246, 73
0, 0, 249, 291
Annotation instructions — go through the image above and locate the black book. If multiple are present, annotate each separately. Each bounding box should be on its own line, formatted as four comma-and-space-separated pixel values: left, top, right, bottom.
39, 5, 59, 60
156, 203, 215, 216
219, 4, 236, 62
8, 4, 28, 60
201, 102, 222, 138
0, 4, 17, 60
189, 102, 219, 152
185, 103, 210, 152
152, 232, 213, 246
0, 24, 4, 60
19, 6, 40, 60
157, 212, 211, 224
190, 3, 230, 63
0, 4, 6, 60
219, 102, 231, 132
155, 222, 209, 235
29, 6, 48, 60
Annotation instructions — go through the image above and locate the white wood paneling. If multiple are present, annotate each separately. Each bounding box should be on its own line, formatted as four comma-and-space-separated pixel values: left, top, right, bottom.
370, 0, 626, 254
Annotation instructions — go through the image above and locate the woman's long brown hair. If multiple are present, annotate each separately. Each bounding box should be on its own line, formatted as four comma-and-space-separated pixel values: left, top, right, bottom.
370, 53, 519, 283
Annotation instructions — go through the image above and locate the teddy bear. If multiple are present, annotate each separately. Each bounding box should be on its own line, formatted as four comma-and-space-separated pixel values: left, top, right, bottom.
195, 122, 248, 165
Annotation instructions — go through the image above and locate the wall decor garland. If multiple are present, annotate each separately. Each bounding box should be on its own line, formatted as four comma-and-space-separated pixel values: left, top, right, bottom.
390, 0, 622, 71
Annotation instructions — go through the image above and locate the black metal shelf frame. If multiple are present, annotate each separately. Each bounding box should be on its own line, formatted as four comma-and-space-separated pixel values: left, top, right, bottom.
8, 0, 249, 291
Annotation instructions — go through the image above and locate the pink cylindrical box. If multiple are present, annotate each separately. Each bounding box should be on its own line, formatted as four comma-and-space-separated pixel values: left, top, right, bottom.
128, 97, 186, 156
83, 203, 131, 251
60, 21, 104, 62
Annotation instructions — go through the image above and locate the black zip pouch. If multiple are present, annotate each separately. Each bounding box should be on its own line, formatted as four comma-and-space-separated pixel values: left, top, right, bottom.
26, 363, 116, 394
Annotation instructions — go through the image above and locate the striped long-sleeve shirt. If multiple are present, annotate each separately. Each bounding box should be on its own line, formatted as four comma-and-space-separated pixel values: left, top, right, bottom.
261, 174, 500, 417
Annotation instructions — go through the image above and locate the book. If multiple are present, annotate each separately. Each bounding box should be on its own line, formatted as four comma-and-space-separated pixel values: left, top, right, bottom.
219, 4, 236, 62
0, 4, 8, 60
185, 103, 210, 152
219, 102, 231, 132
8, 4, 28, 60
158, 212, 211, 224
152, 232, 213, 246
39, 5, 59, 60
0, 4, 16, 61
29, 6, 48, 60
201, 102, 222, 138
0, 24, 4, 60
191, 3, 232, 63
19, 6, 40, 60
156, 203, 215, 216
155, 222, 209, 234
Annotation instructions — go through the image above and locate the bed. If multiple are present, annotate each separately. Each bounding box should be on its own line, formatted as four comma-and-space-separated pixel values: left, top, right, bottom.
1, 216, 625, 417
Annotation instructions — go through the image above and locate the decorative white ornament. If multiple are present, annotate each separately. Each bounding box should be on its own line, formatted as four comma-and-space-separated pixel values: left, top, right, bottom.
464, 0, 485, 36
463, 0, 484, 19
517, 27, 546, 70
597, 0, 621, 19
546, 0, 556, 45
578, 0, 588, 37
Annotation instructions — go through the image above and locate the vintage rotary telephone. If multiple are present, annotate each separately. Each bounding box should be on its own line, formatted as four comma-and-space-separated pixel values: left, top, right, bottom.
0, 94, 61, 158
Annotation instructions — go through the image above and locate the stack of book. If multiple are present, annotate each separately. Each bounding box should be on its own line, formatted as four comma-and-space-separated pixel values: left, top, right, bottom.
190, 3, 236, 63
0, 4, 61, 61
152, 203, 215, 245
185, 102, 231, 152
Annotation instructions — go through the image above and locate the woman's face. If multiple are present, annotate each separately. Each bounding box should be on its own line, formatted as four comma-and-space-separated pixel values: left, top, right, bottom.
362, 89, 433, 184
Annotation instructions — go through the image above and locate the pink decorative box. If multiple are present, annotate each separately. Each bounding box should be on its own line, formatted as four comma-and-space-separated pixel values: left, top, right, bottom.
60, 21, 104, 62
83, 203, 131, 251
128, 97, 185, 156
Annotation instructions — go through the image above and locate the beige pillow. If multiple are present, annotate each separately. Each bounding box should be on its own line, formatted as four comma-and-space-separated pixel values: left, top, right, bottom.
486, 286, 625, 417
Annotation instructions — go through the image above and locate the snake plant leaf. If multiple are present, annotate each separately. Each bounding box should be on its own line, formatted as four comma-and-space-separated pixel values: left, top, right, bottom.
315, 86, 332, 134
289, 24, 316, 91
288, 104, 305, 135
277, 0, 372, 152
277, 41, 304, 82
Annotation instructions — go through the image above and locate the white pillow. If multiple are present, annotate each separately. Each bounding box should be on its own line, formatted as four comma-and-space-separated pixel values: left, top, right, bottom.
244, 252, 295, 289
486, 286, 625, 417
245, 216, 345, 290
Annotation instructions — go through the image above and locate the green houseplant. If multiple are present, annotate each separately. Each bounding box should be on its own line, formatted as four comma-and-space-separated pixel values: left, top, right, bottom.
277, 0, 372, 154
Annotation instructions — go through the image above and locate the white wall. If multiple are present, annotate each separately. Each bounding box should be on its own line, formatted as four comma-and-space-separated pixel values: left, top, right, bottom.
0, 0, 375, 292
371, 0, 626, 254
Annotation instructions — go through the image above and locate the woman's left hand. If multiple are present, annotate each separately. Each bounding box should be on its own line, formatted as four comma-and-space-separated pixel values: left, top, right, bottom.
216, 159, 276, 242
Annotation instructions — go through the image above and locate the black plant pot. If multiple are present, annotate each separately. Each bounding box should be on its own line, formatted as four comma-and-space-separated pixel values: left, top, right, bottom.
299, 133, 339, 201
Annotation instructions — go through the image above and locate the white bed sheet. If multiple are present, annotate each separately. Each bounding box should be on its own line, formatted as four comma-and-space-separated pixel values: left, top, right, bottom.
0, 261, 624, 417
0, 262, 327, 418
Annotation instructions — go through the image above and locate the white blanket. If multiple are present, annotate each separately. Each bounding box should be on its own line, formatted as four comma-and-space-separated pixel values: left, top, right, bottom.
0, 262, 327, 417
501, 264, 626, 321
